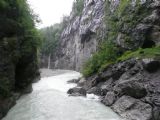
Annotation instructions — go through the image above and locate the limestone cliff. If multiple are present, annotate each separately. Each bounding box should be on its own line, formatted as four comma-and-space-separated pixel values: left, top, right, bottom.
51, 0, 106, 71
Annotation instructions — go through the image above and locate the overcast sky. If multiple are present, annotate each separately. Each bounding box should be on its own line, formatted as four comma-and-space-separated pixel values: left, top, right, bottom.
27, 0, 74, 28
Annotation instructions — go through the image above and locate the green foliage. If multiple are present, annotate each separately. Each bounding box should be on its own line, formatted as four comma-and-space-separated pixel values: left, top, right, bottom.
82, 41, 120, 77
0, 0, 8, 10
40, 24, 62, 56
72, 0, 84, 16
40, 15, 70, 56
0, 0, 41, 97
105, 0, 151, 49
82, 45, 160, 77
118, 47, 160, 61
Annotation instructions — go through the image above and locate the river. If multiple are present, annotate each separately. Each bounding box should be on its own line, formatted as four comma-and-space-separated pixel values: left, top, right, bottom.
3, 69, 122, 120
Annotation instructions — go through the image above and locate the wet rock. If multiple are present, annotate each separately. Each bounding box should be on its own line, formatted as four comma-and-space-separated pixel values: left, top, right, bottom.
82, 75, 99, 89
67, 87, 86, 96
32, 75, 41, 83
0, 97, 16, 120
22, 85, 33, 94
81, 59, 160, 120
112, 96, 152, 120
67, 78, 80, 84
12, 92, 21, 100
78, 78, 86, 86
102, 92, 116, 106
87, 87, 101, 95
114, 80, 147, 99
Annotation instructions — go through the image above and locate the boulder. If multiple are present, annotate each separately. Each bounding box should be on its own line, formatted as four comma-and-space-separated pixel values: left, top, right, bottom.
67, 87, 86, 96
87, 87, 101, 95
112, 96, 152, 120
67, 78, 80, 84
114, 80, 147, 99
102, 92, 116, 106
78, 78, 86, 86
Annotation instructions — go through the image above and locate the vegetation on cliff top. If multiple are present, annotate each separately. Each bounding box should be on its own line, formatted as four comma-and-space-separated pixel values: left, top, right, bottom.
0, 0, 41, 98
40, 16, 69, 56
40, 24, 61, 56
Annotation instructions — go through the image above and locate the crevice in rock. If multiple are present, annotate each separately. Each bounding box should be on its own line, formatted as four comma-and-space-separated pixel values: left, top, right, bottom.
142, 39, 155, 48
80, 29, 95, 43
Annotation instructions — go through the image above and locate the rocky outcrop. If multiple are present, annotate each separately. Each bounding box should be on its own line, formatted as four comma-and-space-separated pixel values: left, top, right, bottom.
112, 96, 152, 120
50, 0, 106, 71
78, 58, 160, 120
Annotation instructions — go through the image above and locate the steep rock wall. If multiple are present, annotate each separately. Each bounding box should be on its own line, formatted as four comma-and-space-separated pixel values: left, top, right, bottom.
51, 0, 106, 71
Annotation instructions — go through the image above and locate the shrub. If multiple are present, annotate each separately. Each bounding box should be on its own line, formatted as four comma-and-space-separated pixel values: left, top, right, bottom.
118, 47, 160, 61
82, 41, 120, 77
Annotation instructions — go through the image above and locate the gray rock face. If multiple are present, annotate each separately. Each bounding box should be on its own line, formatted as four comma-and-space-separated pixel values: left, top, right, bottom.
51, 0, 105, 71
112, 96, 152, 120
80, 58, 160, 120
102, 92, 116, 106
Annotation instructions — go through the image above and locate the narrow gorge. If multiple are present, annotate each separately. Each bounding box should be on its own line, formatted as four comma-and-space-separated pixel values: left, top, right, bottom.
1, 0, 160, 120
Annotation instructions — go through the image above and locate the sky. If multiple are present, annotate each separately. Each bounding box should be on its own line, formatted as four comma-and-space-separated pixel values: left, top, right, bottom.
27, 0, 74, 28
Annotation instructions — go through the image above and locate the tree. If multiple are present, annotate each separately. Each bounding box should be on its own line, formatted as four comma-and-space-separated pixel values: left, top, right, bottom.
0, 0, 41, 98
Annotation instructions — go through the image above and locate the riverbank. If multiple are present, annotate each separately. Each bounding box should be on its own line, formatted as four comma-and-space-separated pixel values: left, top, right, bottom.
68, 58, 160, 120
